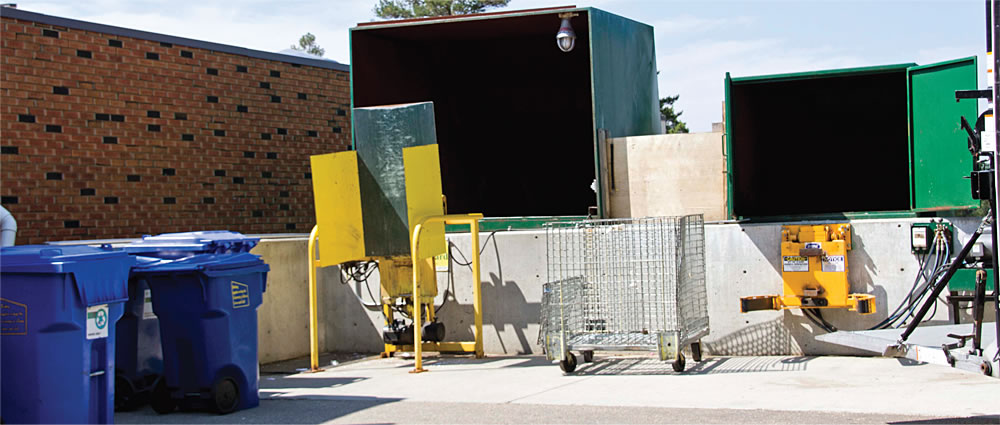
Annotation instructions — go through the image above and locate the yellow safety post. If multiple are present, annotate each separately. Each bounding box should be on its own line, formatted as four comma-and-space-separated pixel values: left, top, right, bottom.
409, 213, 484, 373
307, 225, 321, 372
471, 218, 483, 358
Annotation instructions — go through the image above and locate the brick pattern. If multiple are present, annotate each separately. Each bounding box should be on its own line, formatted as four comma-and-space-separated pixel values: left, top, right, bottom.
1, 17, 351, 244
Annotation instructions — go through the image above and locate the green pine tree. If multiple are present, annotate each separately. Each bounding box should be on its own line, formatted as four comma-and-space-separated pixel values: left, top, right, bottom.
291, 33, 325, 57
374, 0, 510, 19
660, 95, 689, 134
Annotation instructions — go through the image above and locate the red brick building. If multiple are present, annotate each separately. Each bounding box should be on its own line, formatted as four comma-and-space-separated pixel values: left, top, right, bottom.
0, 8, 351, 244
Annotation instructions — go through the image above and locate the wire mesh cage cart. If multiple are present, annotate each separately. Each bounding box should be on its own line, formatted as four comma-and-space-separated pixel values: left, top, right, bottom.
540, 215, 709, 373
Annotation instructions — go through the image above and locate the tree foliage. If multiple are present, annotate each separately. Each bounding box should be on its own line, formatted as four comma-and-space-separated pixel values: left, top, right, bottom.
291, 33, 325, 57
660, 95, 689, 134
374, 0, 510, 19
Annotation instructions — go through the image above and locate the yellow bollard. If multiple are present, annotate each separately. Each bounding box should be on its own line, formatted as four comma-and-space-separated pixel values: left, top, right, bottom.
410, 223, 427, 373
408, 214, 484, 372
307, 225, 321, 372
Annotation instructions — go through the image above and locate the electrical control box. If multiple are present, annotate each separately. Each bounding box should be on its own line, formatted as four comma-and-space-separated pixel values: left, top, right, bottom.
910, 221, 954, 255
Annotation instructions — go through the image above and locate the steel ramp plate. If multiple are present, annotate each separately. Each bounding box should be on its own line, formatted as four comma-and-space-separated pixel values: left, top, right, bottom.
816, 323, 998, 376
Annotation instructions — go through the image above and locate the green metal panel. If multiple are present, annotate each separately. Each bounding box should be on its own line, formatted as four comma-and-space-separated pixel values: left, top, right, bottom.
588, 8, 660, 217
734, 210, 920, 224
907, 57, 979, 211
950, 268, 994, 292
724, 72, 734, 219
588, 8, 659, 139
444, 216, 588, 233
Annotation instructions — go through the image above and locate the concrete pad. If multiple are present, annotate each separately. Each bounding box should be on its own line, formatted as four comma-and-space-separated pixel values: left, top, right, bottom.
117, 399, 990, 424
262, 355, 994, 417
117, 355, 999, 424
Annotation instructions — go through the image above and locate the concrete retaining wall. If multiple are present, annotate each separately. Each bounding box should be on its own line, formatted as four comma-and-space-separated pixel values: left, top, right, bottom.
254, 216, 993, 362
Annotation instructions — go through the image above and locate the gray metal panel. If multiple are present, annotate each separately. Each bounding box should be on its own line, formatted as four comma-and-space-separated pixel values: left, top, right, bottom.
816, 323, 998, 376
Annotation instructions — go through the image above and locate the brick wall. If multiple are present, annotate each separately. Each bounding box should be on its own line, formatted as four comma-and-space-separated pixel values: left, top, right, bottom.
0, 14, 351, 244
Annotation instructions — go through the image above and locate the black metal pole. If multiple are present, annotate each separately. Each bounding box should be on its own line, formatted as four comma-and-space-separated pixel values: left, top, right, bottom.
991, 0, 1000, 361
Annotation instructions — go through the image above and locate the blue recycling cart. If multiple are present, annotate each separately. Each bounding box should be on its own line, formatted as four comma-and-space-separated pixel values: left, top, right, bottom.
115, 231, 259, 411
1, 245, 132, 424
134, 250, 268, 414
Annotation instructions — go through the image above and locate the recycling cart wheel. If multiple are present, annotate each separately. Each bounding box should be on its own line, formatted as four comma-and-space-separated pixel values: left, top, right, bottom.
672, 352, 686, 372
582, 350, 594, 363
114, 376, 138, 411
212, 377, 240, 414
559, 352, 577, 373
982, 361, 994, 377
150, 379, 176, 414
691, 342, 703, 362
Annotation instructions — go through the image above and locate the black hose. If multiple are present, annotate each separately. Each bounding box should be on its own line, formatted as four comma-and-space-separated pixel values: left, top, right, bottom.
803, 309, 836, 333
869, 232, 944, 330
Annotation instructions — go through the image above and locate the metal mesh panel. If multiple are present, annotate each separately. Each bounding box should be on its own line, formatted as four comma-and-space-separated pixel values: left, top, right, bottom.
541, 215, 708, 351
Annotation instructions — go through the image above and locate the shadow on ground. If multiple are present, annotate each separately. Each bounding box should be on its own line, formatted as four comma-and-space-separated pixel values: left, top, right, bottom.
570, 356, 815, 376
384, 354, 554, 370
260, 376, 367, 390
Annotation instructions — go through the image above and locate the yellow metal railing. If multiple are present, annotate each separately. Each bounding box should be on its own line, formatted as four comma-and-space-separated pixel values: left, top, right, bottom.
307, 225, 321, 371
410, 213, 484, 373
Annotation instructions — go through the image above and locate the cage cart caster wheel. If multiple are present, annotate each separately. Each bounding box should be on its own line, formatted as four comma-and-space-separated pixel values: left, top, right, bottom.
582, 350, 594, 363
691, 342, 703, 362
559, 352, 577, 373
982, 361, 994, 376
672, 352, 686, 372
150, 380, 176, 414
212, 377, 240, 414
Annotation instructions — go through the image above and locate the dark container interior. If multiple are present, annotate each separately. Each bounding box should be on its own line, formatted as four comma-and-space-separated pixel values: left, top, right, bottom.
729, 69, 911, 218
352, 11, 596, 217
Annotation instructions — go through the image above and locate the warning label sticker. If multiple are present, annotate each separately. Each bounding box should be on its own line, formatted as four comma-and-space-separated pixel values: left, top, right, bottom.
822, 255, 846, 272
1, 298, 27, 335
232, 281, 249, 309
142, 289, 156, 320
782, 256, 809, 272
86, 304, 109, 340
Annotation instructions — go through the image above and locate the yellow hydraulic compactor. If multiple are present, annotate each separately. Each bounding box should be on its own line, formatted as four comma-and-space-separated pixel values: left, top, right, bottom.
306, 102, 484, 373
741, 224, 876, 315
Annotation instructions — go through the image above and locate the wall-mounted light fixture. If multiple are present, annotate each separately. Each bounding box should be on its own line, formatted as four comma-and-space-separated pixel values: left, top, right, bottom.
556, 12, 579, 53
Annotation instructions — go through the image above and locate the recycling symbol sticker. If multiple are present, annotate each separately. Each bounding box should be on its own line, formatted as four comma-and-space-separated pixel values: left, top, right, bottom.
87, 304, 110, 339
95, 309, 108, 329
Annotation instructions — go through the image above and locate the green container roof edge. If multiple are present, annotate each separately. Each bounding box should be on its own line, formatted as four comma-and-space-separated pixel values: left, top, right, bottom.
729, 62, 917, 84
908, 56, 977, 72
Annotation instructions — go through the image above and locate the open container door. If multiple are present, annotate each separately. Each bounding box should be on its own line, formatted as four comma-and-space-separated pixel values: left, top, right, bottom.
907, 57, 980, 212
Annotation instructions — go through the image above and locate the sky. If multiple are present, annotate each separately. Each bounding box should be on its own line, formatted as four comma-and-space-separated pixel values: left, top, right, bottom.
13, 0, 989, 132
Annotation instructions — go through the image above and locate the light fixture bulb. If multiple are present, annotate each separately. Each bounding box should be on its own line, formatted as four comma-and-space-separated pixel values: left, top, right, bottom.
556, 17, 576, 52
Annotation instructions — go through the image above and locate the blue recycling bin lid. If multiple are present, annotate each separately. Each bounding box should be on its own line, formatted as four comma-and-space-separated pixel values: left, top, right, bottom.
123, 231, 259, 259
0, 244, 132, 305
134, 252, 269, 275
133, 252, 269, 292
